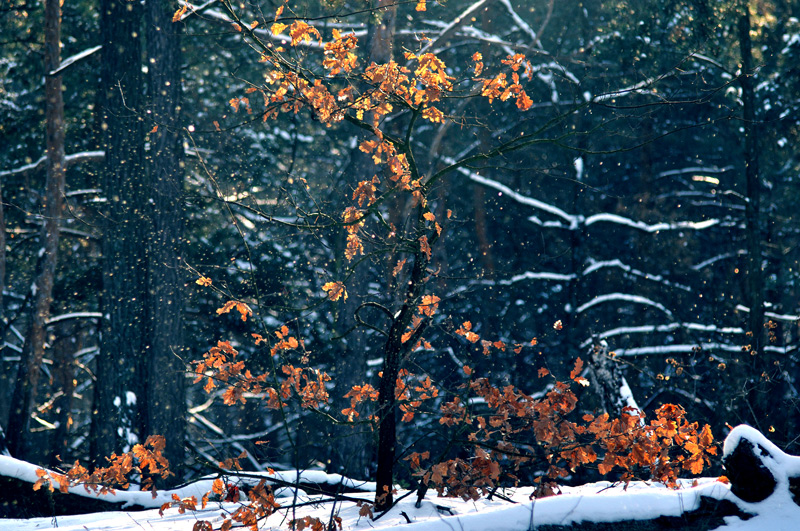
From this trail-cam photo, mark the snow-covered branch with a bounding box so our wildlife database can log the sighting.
[446,270,574,298]
[467,172,721,234]
[49,45,102,76]
[0,151,104,179]
[417,0,497,57]
[579,321,745,347]
[576,293,674,319]
[180,1,343,49]
[735,304,800,322]
[47,312,103,325]
[612,342,794,358]
[583,259,691,292]
[590,70,678,102]
[691,250,747,271]
[655,165,735,180]
[584,213,719,232]
[486,270,575,285]
[467,172,578,226]
[499,0,541,48]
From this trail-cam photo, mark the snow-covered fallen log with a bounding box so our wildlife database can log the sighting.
[0,453,374,518]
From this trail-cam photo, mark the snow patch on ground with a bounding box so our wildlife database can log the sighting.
[6,427,800,530]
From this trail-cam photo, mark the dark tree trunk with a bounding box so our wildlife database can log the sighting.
[0,180,4,324]
[0,179,5,440]
[51,323,78,466]
[375,237,428,511]
[6,0,66,458]
[144,0,186,482]
[330,0,398,479]
[737,8,787,443]
[92,0,148,460]
[739,9,763,350]
[473,182,496,278]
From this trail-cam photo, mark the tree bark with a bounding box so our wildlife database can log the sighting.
[0,179,4,324]
[5,0,66,458]
[737,8,788,442]
[330,0,398,479]
[144,0,186,482]
[0,179,5,445]
[375,245,427,511]
[92,0,148,460]
[739,9,763,348]
[50,322,78,466]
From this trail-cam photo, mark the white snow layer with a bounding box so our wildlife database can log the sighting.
[5,427,800,530]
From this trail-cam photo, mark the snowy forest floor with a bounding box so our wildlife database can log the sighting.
[3,475,799,530]
[4,425,800,530]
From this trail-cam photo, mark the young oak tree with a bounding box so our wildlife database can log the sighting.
[17,1,731,523]
[173,0,724,511]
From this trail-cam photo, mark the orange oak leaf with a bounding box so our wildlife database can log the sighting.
[419,235,432,260]
[172,4,188,23]
[322,281,347,301]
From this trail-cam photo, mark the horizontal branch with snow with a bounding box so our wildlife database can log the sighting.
[467,171,721,234]
[49,45,102,76]
[579,322,745,348]
[583,259,691,291]
[576,293,674,319]
[0,151,104,179]
[612,343,793,357]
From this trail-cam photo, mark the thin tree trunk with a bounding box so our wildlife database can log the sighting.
[144,0,186,482]
[375,243,427,511]
[330,0,397,479]
[92,0,148,461]
[473,185,496,278]
[738,8,785,442]
[51,322,77,466]
[0,180,6,446]
[6,0,66,457]
[0,180,4,324]
[739,9,763,347]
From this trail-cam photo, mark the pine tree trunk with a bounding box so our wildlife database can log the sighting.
[0,180,4,325]
[5,0,66,458]
[144,0,186,482]
[51,322,78,466]
[739,9,763,351]
[92,0,148,460]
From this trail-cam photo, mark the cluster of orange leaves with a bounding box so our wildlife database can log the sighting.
[194,326,328,410]
[399,294,440,346]
[34,435,171,497]
[216,300,253,321]
[475,53,534,110]
[456,320,538,356]
[189,477,283,531]
[322,280,347,301]
[212,11,542,303]
[289,515,342,531]
[340,369,440,424]
[407,358,717,500]
[341,206,365,261]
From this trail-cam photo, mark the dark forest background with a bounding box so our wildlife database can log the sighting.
[1,0,800,492]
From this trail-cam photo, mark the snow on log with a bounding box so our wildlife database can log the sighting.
[723,425,800,504]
